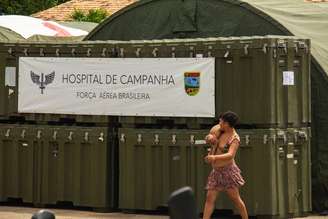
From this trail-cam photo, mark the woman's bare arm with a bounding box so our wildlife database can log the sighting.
[210,140,239,162]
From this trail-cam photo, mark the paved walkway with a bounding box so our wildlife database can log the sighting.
[0,206,327,219]
[0,207,168,219]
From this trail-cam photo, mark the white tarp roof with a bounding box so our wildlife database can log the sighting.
[0,15,88,39]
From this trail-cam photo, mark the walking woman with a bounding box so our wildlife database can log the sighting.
[203,111,248,219]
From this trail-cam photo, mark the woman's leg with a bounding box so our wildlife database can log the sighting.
[226,188,248,219]
[202,190,219,219]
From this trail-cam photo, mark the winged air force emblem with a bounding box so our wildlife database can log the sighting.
[30,71,55,94]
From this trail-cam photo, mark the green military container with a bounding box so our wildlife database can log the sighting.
[118,127,311,218]
[118,128,209,211]
[0,36,311,127]
[0,36,312,217]
[0,124,117,209]
[116,36,311,128]
[0,41,119,125]
[37,125,117,209]
[0,124,37,203]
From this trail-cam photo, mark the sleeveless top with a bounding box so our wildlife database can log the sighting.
[212,133,240,154]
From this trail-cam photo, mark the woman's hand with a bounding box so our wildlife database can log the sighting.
[204,155,216,164]
[205,134,217,145]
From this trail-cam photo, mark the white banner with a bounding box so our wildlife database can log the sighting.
[18,57,215,117]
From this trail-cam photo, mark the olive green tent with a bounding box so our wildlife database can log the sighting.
[85,0,328,212]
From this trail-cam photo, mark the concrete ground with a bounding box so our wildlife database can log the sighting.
[0,206,327,219]
[0,207,168,219]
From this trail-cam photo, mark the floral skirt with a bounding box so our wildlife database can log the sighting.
[206,163,245,191]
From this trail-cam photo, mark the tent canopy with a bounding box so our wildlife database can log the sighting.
[0,15,95,42]
[85,0,328,78]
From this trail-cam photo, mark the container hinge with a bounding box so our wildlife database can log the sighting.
[120,133,125,143]
[262,44,268,54]
[224,49,230,58]
[98,132,104,142]
[294,130,298,144]
[84,132,89,142]
[55,48,60,57]
[40,48,45,56]
[102,48,107,57]
[154,134,160,144]
[278,146,285,158]
[189,46,194,57]
[245,135,250,146]
[207,46,212,57]
[67,131,73,141]
[86,48,91,57]
[137,134,143,144]
[190,135,195,145]
[263,134,268,145]
[273,48,277,59]
[5,129,10,138]
[8,48,13,55]
[135,48,141,57]
[120,48,124,57]
[21,129,26,139]
[279,43,287,54]
[152,48,158,57]
[171,47,176,58]
[172,134,177,145]
[294,44,299,54]
[53,130,58,141]
[277,131,287,144]
[71,48,76,56]
[298,131,308,141]
[37,130,42,139]
[23,48,28,56]
[244,44,249,55]
[272,134,277,144]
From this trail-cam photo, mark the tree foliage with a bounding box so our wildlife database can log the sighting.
[0,0,70,15]
[71,8,108,23]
